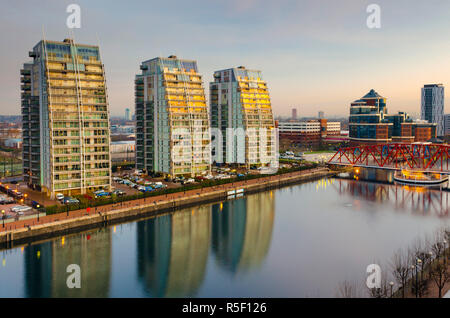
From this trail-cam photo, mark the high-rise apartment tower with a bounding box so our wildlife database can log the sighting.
[21,39,112,198]
[209,66,277,167]
[135,56,211,177]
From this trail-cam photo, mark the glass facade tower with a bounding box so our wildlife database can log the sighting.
[135,56,211,177]
[21,39,112,198]
[349,89,392,144]
[421,84,444,136]
[209,66,277,167]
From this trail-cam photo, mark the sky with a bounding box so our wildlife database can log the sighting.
[1,0,449,118]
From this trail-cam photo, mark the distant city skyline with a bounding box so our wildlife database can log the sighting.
[1,0,449,117]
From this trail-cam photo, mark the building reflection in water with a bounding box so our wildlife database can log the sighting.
[333,178,449,216]
[23,190,276,298]
[137,206,211,297]
[212,192,275,273]
[137,191,275,296]
[24,229,112,297]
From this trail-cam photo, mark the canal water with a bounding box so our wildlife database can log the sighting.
[0,176,448,297]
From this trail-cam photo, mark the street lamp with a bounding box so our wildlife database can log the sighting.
[36,204,40,222]
[444,240,448,264]
[414,259,422,298]
[1,210,5,228]
[389,281,394,298]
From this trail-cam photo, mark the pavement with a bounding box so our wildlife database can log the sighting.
[0,167,330,233]
[302,152,335,164]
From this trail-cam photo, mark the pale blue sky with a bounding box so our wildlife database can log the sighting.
[1,0,449,117]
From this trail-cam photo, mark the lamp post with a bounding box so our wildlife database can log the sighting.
[444,240,448,264]
[1,210,5,228]
[415,259,422,298]
[389,281,394,298]
[36,204,40,222]
[428,251,433,279]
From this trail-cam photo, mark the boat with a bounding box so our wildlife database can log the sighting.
[393,170,448,186]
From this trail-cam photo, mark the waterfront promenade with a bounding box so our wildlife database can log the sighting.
[0,167,334,246]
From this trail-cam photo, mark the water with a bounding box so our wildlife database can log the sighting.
[0,177,448,297]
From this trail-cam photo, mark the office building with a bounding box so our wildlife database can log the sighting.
[421,84,444,136]
[444,114,450,136]
[292,108,297,120]
[210,66,277,167]
[349,89,436,145]
[135,56,211,177]
[278,119,341,148]
[349,89,392,145]
[125,108,131,121]
[21,38,112,198]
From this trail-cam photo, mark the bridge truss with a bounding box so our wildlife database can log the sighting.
[328,143,450,174]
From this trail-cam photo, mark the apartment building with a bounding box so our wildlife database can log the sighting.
[135,56,211,177]
[21,39,112,198]
[209,66,277,167]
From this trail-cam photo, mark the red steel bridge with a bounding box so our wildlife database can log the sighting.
[328,143,450,174]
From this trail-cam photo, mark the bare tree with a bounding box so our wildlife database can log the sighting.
[391,250,411,298]
[337,280,360,298]
[431,230,446,261]
[411,273,429,298]
[430,261,449,298]
[367,270,389,298]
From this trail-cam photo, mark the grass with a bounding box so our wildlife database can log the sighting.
[303,150,335,155]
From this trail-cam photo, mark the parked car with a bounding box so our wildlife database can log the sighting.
[111,190,125,197]
[63,197,80,205]
[94,191,110,199]
[182,178,195,185]
[56,193,65,201]
[11,205,32,213]
[0,196,14,204]
[31,201,43,209]
[137,186,146,192]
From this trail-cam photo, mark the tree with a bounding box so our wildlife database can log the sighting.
[431,230,446,261]
[430,262,449,298]
[367,271,389,298]
[391,250,411,298]
[411,274,429,298]
[337,280,361,298]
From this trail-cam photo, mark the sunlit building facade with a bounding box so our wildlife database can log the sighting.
[21,39,112,198]
[135,56,211,177]
[210,66,277,167]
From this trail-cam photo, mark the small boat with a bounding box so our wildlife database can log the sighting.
[393,170,449,186]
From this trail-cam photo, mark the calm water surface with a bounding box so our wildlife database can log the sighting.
[0,177,448,297]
